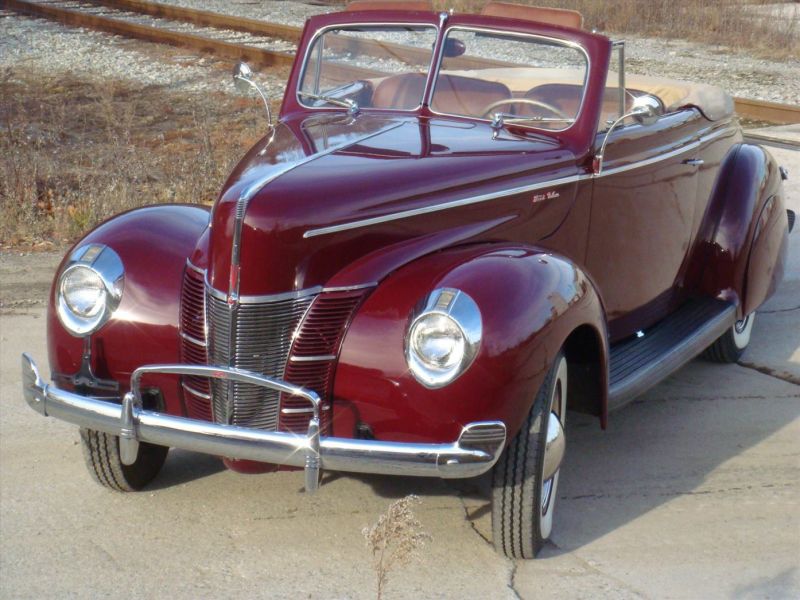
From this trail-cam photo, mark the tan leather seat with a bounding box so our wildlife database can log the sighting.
[431,74,512,117]
[371,73,428,110]
[481,2,584,29]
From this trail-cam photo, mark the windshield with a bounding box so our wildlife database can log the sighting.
[431,28,588,130]
[298,25,438,111]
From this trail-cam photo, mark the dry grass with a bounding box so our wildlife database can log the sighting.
[363,495,432,600]
[0,67,269,249]
[440,0,798,59]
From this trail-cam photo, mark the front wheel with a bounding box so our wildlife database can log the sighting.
[80,429,168,491]
[703,312,755,363]
[491,352,568,558]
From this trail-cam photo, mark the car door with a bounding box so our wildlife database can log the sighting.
[585,109,705,340]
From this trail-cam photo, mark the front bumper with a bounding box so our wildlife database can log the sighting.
[21,353,506,492]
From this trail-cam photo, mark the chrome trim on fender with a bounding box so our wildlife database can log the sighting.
[21,354,506,488]
[321,282,378,292]
[289,354,336,363]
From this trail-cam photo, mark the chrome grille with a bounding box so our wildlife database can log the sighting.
[206,292,315,430]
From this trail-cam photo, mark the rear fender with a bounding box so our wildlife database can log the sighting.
[685,144,788,316]
[332,243,608,444]
[47,205,210,415]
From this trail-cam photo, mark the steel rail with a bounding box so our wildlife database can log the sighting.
[3,0,799,125]
[2,0,296,68]
[733,97,800,125]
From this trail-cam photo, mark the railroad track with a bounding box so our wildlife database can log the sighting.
[3,0,799,128]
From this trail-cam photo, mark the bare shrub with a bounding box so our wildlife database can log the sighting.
[362,495,432,600]
[0,68,264,249]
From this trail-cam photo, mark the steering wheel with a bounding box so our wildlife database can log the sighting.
[480,98,570,120]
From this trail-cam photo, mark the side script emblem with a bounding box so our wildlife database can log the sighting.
[532,190,560,203]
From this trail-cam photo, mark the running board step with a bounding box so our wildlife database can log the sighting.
[608,298,736,411]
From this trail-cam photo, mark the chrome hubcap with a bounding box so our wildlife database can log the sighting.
[542,412,565,481]
[540,360,567,531]
[733,312,754,349]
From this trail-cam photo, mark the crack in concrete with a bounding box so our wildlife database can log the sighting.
[757,305,800,314]
[737,360,800,386]
[561,481,795,501]
[458,495,522,600]
[547,539,648,598]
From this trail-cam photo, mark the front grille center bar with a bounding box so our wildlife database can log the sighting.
[127,364,322,492]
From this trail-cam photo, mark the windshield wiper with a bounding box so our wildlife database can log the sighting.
[490,112,575,129]
[299,91,359,115]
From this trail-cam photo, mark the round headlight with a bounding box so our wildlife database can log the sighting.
[56,244,124,337]
[406,288,481,388]
[410,314,466,371]
[61,266,107,318]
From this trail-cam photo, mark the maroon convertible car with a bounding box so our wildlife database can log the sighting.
[22,2,793,558]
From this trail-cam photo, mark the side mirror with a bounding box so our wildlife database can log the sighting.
[594,94,662,174]
[233,61,255,95]
[232,62,272,126]
[629,95,661,126]
[443,38,466,58]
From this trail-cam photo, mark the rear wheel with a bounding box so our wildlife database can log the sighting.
[80,428,168,491]
[703,312,755,363]
[491,352,567,558]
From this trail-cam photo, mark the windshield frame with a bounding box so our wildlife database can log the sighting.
[295,21,442,114]
[428,25,591,134]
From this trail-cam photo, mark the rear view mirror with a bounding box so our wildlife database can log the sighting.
[443,38,466,58]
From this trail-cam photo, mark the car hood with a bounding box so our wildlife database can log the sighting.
[199,112,579,296]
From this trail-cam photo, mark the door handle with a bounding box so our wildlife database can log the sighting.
[683,158,704,166]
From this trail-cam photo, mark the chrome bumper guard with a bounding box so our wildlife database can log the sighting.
[21,353,506,492]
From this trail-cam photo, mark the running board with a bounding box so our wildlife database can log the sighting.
[608,298,736,411]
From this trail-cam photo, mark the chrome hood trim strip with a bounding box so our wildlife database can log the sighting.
[226,119,405,304]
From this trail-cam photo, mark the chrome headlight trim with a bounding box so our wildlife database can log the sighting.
[56,244,124,337]
[406,288,482,389]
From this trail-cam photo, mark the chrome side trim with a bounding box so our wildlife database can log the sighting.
[281,404,331,415]
[302,127,734,238]
[303,172,591,238]
[179,331,207,348]
[206,282,323,304]
[21,354,507,485]
[289,354,336,363]
[601,127,731,177]
[185,259,205,275]
[322,282,378,292]
[181,382,211,400]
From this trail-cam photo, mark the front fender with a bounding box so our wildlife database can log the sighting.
[686,144,788,316]
[332,244,607,444]
[47,205,210,414]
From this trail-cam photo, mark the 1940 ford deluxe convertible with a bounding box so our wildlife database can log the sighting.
[21,2,794,558]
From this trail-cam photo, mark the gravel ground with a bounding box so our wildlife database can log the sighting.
[2,2,799,103]
[0,12,287,98]
[150,0,800,104]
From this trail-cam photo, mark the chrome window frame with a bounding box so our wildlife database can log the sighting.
[296,22,441,114]
[426,25,591,134]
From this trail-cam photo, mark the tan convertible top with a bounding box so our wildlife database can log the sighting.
[442,67,734,122]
